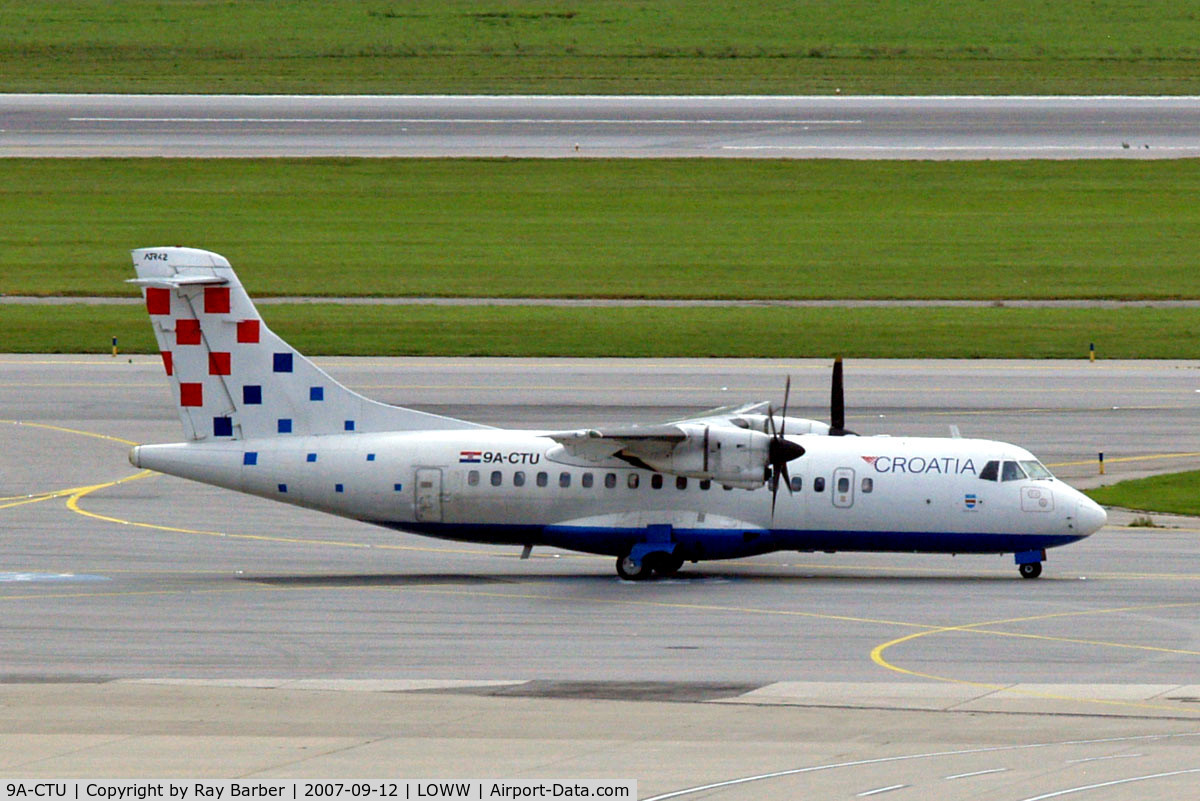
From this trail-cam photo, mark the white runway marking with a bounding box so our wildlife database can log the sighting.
[640,733,1200,801]
[1064,753,1144,764]
[856,785,907,797]
[1017,768,1200,801]
[722,145,1200,153]
[71,117,863,125]
[943,768,1009,780]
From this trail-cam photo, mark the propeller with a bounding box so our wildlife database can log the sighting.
[766,375,806,519]
[829,356,856,436]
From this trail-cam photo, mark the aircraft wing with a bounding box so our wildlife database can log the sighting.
[667,401,770,428]
[546,425,688,462]
[547,402,774,463]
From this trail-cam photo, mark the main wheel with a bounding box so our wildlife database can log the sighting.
[616,554,652,581]
[650,553,685,578]
[1019,562,1043,579]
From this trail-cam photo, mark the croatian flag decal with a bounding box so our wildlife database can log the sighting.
[459,451,483,463]
[964,493,979,509]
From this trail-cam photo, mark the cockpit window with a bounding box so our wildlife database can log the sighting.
[1020,460,1053,479]
[979,460,999,481]
[1001,461,1027,482]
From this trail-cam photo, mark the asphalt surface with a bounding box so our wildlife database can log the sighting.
[4,355,1200,790]
[4,94,1200,158]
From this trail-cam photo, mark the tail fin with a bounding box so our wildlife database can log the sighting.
[130,247,489,441]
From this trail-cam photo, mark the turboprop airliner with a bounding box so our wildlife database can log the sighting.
[128,247,1106,580]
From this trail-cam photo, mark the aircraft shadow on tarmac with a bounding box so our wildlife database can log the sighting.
[237,570,1033,587]
[241,573,513,587]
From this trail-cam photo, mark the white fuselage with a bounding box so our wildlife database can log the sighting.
[132,429,1105,563]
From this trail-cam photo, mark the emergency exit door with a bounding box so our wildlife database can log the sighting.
[832,467,855,508]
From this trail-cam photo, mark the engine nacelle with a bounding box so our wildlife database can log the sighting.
[639,424,775,489]
[737,413,831,436]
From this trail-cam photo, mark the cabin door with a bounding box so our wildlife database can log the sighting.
[415,468,443,522]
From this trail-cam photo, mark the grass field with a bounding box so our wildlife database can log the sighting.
[4,158,1200,300]
[1087,470,1200,516]
[2,1,1198,95]
[6,303,1200,358]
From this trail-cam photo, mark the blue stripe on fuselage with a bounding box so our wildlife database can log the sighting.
[369,521,1088,561]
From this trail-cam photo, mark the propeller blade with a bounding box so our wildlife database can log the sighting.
[768,375,806,523]
[780,375,791,437]
[831,357,845,433]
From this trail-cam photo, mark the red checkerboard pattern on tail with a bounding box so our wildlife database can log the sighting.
[130,247,487,441]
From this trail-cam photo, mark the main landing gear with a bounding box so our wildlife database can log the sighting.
[616,552,685,581]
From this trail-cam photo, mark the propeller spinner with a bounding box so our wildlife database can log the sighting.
[766,376,806,518]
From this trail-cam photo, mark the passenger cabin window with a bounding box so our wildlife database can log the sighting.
[814,477,826,493]
[490,470,502,487]
[513,471,526,487]
[536,471,548,487]
[676,476,687,490]
[628,474,640,489]
[651,474,663,490]
[582,472,594,489]
[559,472,571,488]
[837,476,850,493]
[979,461,999,481]
[1001,461,1027,482]
[862,478,873,493]
[605,473,617,489]
[790,476,802,492]
[468,470,480,486]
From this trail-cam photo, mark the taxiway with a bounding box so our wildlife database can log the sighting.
[3,355,1200,794]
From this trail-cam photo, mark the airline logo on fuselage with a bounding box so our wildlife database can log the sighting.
[862,456,977,475]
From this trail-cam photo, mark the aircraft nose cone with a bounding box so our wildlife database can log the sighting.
[1076,496,1107,535]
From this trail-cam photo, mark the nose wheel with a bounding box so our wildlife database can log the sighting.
[1019,561,1043,579]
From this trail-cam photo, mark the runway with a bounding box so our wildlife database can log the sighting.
[4,94,1200,158]
[4,355,1200,792]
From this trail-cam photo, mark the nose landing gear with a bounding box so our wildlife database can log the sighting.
[1015,549,1046,579]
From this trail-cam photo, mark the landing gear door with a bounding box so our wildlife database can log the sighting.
[415,467,443,522]
[833,467,855,508]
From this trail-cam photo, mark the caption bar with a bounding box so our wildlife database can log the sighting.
[2,784,635,801]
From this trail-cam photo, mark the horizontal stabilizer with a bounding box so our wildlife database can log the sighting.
[128,275,228,289]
